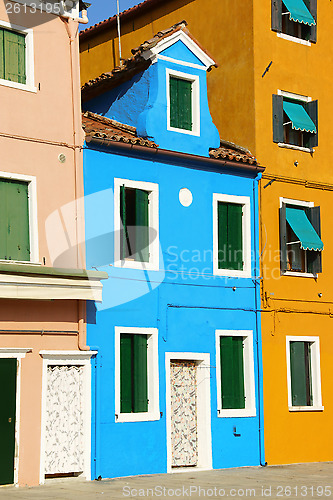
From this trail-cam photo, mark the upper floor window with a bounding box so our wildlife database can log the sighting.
[0,21,35,92]
[213,194,251,278]
[273,94,318,150]
[114,178,159,270]
[0,27,26,84]
[115,327,160,422]
[286,336,323,411]
[166,68,200,136]
[272,0,317,43]
[279,198,323,276]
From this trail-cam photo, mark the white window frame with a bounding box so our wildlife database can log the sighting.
[213,193,251,278]
[280,197,318,278]
[115,327,160,423]
[286,336,323,412]
[0,19,36,93]
[114,178,159,271]
[277,90,315,153]
[166,68,200,137]
[215,330,256,418]
[0,171,39,264]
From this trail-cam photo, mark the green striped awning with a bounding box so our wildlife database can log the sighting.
[282,0,316,26]
[286,207,323,251]
[283,101,317,133]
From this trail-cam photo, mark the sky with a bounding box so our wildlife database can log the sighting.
[82,0,141,30]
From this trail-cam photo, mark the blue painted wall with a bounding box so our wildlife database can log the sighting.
[83,40,220,157]
[84,146,264,478]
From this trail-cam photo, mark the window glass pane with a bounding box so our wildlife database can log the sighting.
[220,336,245,409]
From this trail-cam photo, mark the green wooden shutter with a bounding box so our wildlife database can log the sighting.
[218,202,228,269]
[120,333,133,413]
[305,100,318,148]
[4,30,26,84]
[227,203,243,270]
[308,0,317,42]
[273,94,284,143]
[218,202,243,270]
[170,77,192,131]
[0,179,30,261]
[120,185,127,260]
[0,29,4,80]
[170,76,179,129]
[133,334,148,413]
[220,336,245,410]
[178,79,192,131]
[290,341,312,406]
[271,0,282,32]
[134,189,149,263]
[306,206,322,274]
[279,204,287,272]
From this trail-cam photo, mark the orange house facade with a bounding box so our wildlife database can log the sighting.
[80,0,333,465]
[0,1,106,487]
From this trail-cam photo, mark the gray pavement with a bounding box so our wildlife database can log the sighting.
[0,463,332,500]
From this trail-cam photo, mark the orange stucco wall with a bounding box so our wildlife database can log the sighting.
[80,0,333,465]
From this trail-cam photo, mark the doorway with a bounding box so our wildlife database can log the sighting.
[0,358,16,485]
[166,353,212,472]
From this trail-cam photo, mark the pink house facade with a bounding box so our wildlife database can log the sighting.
[0,1,106,487]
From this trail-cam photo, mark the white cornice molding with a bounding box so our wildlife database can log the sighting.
[141,30,216,71]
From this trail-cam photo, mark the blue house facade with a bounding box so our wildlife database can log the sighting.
[82,22,265,479]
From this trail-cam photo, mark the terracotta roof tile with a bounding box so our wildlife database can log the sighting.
[209,140,258,165]
[82,111,158,148]
[81,21,191,102]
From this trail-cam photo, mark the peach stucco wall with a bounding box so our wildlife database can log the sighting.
[1,2,87,487]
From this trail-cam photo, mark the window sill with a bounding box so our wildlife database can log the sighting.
[167,125,200,137]
[213,268,252,279]
[282,271,317,278]
[289,406,324,412]
[278,143,314,153]
[115,411,160,423]
[0,78,37,93]
[277,32,311,46]
[114,259,159,271]
[218,408,256,418]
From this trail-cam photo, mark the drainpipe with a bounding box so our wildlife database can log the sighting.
[78,300,90,351]
[77,9,89,24]
[253,174,266,466]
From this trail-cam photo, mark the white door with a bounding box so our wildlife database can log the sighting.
[44,365,85,475]
[170,360,198,467]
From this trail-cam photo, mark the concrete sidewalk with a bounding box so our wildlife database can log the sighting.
[0,463,332,500]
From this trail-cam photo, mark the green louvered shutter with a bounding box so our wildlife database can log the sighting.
[178,79,192,130]
[134,189,149,262]
[170,76,179,129]
[228,203,243,270]
[0,29,4,80]
[170,77,192,131]
[120,185,127,260]
[0,179,30,261]
[218,202,228,269]
[120,333,133,413]
[220,336,245,409]
[218,202,243,270]
[4,29,26,84]
[290,341,312,406]
[133,334,148,413]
